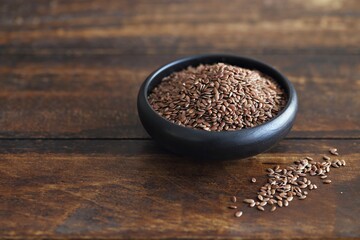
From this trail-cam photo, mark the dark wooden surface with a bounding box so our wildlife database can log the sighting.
[0,0,359,239]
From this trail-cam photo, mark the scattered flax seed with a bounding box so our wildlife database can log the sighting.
[257,206,265,211]
[232,149,346,217]
[228,205,238,209]
[231,196,237,203]
[235,211,243,218]
[329,148,339,156]
[243,199,255,204]
[251,178,257,183]
[271,206,277,212]
[331,162,340,168]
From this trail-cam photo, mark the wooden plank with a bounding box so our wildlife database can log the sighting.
[0,54,359,138]
[1,0,359,54]
[0,139,359,239]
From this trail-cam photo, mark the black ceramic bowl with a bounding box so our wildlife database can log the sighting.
[137,54,298,159]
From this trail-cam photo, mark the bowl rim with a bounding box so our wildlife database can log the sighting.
[139,53,297,137]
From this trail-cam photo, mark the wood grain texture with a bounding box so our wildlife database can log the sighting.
[0,0,359,54]
[0,54,359,138]
[0,139,359,239]
[0,0,359,239]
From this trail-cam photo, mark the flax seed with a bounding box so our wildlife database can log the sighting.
[243,199,255,204]
[257,206,265,211]
[235,211,243,217]
[329,148,339,156]
[149,63,286,131]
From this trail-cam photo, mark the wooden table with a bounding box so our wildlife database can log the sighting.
[1,0,359,239]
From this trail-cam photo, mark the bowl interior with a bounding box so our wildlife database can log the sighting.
[144,54,293,129]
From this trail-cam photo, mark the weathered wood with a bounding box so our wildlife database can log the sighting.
[0,0,359,54]
[0,139,359,239]
[0,54,359,138]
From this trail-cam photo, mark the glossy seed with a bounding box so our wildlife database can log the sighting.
[271,205,277,212]
[228,205,237,209]
[231,196,237,203]
[323,179,332,184]
[251,178,257,183]
[257,206,265,211]
[243,199,255,204]
[235,211,243,217]
[329,148,339,156]
[250,202,256,208]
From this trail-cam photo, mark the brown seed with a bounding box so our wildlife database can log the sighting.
[258,195,264,201]
[329,148,339,156]
[271,205,277,212]
[228,205,238,209]
[331,162,339,168]
[306,156,313,161]
[277,200,283,207]
[323,180,332,184]
[231,196,237,203]
[257,206,265,211]
[234,211,243,217]
[251,178,257,183]
[275,196,283,201]
[323,155,331,161]
[243,199,255,204]
[148,63,286,131]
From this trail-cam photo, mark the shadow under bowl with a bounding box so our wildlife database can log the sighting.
[137,54,298,160]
